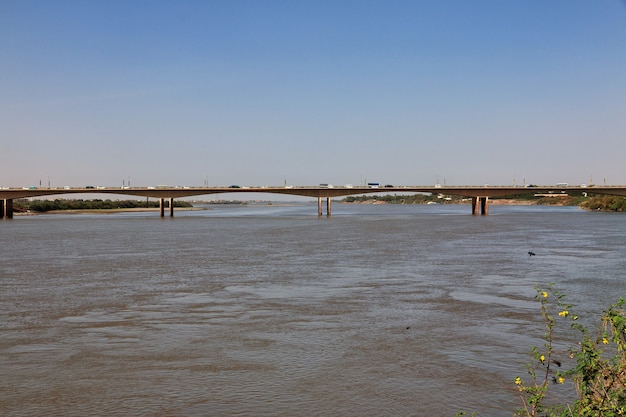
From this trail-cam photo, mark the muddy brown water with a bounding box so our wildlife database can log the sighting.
[1,204,624,416]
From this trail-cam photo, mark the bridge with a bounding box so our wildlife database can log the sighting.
[2,185,625,219]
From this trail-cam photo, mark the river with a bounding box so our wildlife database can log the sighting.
[1,203,624,416]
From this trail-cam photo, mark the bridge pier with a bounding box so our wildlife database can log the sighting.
[471,197,489,215]
[2,199,13,219]
[159,198,175,217]
[317,197,331,217]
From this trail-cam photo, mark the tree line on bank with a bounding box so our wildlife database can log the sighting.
[580,195,626,212]
[342,193,626,212]
[14,199,193,213]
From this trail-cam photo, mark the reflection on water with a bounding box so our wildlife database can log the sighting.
[1,204,624,416]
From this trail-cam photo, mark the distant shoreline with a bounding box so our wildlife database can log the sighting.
[19,207,205,216]
[13,196,621,215]
[15,200,547,215]
[342,199,537,206]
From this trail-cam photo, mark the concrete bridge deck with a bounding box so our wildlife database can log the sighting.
[2,185,625,219]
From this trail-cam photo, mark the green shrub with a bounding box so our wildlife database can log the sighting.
[513,286,625,416]
[457,286,625,416]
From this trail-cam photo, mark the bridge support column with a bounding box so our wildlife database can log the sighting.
[169,198,175,217]
[472,197,489,215]
[2,199,13,219]
[159,198,165,217]
[317,197,331,216]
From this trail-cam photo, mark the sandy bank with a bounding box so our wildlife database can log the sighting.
[343,199,537,205]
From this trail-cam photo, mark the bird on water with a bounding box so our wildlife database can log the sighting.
[528,251,536,256]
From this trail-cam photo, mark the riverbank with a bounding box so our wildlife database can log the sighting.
[338,192,604,208]
[18,207,205,215]
[343,199,536,206]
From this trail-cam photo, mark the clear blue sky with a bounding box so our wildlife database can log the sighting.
[2,0,625,189]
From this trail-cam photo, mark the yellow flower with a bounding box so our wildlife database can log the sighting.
[558,376,565,384]
[558,310,569,317]
[540,355,545,363]
[602,337,609,345]
[515,377,522,386]
[541,291,548,299]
